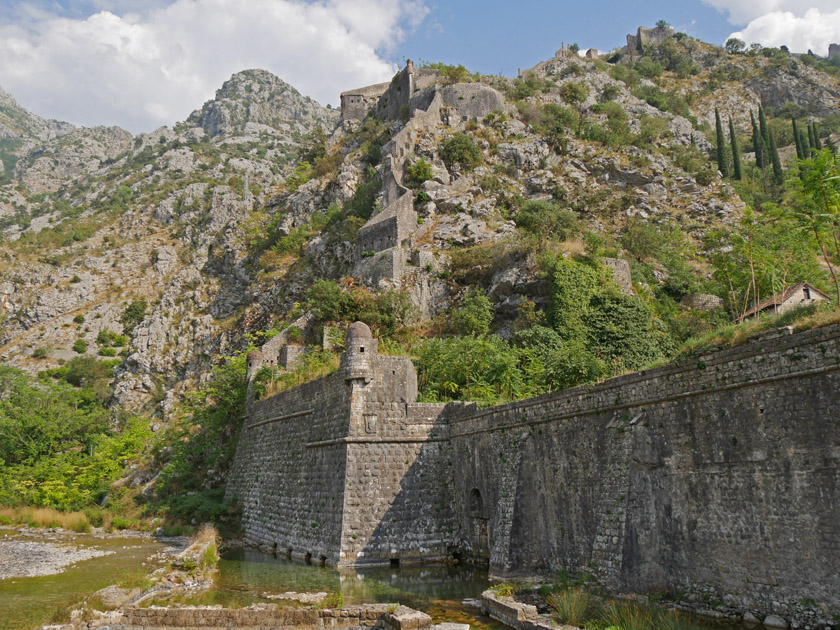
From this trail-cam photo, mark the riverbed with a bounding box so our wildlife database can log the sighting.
[0,527,178,629]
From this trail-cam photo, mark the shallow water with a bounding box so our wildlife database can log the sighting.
[185,548,508,630]
[0,527,175,630]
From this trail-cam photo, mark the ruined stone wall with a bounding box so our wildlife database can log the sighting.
[443,324,840,623]
[226,370,352,565]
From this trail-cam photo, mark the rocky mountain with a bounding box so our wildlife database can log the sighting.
[1,29,839,418]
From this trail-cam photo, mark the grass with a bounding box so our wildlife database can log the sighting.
[542,586,702,630]
[676,303,840,359]
[600,600,700,630]
[0,506,91,532]
[547,588,596,627]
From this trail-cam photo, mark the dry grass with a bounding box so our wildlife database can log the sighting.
[0,506,91,532]
[677,304,840,359]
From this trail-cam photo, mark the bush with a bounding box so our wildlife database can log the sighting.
[121,300,147,334]
[32,347,48,359]
[439,133,481,171]
[635,57,663,78]
[560,81,588,105]
[513,200,580,241]
[405,159,433,187]
[452,289,494,336]
[98,348,117,357]
[72,339,88,354]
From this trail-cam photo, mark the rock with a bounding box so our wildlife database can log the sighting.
[743,612,761,626]
[763,615,788,629]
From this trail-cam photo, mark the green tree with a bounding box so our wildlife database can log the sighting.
[758,105,770,151]
[513,200,580,241]
[799,128,811,156]
[812,122,822,150]
[792,149,840,302]
[729,117,742,180]
[793,118,804,159]
[725,38,746,54]
[769,131,784,185]
[751,112,765,170]
[715,107,729,177]
[439,133,481,171]
[452,289,494,336]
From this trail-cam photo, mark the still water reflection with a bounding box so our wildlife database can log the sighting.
[215,548,506,630]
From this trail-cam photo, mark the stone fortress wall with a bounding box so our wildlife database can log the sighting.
[228,321,840,627]
[340,63,506,317]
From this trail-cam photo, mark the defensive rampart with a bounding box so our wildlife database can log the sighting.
[227,322,840,627]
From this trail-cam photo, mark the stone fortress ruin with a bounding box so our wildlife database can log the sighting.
[228,320,840,628]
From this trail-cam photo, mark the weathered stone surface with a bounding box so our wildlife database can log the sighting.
[228,323,840,630]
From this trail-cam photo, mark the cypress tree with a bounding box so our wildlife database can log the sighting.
[715,107,729,177]
[751,112,764,169]
[807,122,816,152]
[769,131,784,185]
[799,128,811,156]
[758,105,770,149]
[812,122,822,150]
[729,117,742,179]
[793,118,804,159]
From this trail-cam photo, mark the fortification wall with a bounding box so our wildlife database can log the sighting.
[229,322,840,627]
[226,370,352,565]
[443,324,840,622]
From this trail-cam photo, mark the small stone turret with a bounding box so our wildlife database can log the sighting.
[341,321,377,382]
[246,350,264,380]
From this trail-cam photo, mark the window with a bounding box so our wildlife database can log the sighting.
[803,286,811,300]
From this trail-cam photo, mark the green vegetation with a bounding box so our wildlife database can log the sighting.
[439,133,481,171]
[405,158,433,187]
[149,354,248,532]
[0,365,149,511]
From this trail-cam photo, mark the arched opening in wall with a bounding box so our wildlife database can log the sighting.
[319,555,327,567]
[305,552,312,565]
[272,542,277,556]
[287,548,293,558]
[469,488,483,516]
[390,557,400,567]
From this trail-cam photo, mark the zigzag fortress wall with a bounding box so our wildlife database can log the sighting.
[228,323,840,625]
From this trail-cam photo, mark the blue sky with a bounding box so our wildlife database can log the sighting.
[395,1,736,77]
[0,0,836,132]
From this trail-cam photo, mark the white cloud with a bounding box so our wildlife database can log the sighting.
[0,0,428,133]
[728,8,840,55]
[702,0,840,26]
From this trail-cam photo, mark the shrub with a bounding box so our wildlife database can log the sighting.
[560,81,588,105]
[513,200,580,241]
[405,159,433,187]
[452,289,494,336]
[439,133,481,171]
[121,300,147,334]
[635,57,663,78]
[535,104,577,151]
[73,314,85,324]
[72,339,88,354]
[32,347,48,359]
[98,348,117,357]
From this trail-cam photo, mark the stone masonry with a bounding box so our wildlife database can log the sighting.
[227,322,840,628]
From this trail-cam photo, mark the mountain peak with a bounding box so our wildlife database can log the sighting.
[185,69,339,138]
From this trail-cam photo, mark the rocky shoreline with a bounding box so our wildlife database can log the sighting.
[0,526,186,580]
[0,537,114,579]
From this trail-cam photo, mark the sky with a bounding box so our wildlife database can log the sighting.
[0,0,838,134]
